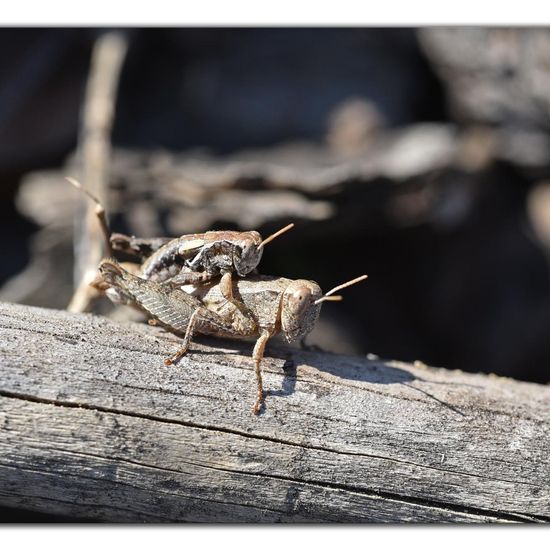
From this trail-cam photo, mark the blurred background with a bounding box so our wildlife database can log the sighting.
[2,27,550,386]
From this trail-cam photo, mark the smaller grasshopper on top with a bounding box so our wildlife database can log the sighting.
[66,177,294,291]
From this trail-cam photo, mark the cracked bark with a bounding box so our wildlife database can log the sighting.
[0,301,549,523]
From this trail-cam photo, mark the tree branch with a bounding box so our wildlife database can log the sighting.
[0,301,549,523]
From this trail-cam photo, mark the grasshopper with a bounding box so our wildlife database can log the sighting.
[66,177,294,289]
[97,259,368,414]
[111,224,294,287]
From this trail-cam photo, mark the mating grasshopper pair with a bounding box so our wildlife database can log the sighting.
[68,178,367,414]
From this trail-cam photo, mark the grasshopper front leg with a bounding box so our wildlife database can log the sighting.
[252,328,273,415]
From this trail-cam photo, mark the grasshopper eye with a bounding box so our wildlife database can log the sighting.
[288,287,311,311]
[241,241,254,255]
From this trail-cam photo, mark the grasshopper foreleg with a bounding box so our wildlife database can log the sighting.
[219,271,234,300]
[251,329,272,415]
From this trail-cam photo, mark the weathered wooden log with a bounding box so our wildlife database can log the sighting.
[0,301,548,523]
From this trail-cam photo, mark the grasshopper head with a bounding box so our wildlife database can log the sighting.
[281,280,323,343]
[235,223,294,276]
[234,231,263,276]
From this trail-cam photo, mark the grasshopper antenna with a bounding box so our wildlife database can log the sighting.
[315,274,368,305]
[66,176,113,256]
[258,223,295,249]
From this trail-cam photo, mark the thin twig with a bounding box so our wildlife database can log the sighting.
[68,31,128,313]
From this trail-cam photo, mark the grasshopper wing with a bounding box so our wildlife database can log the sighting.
[98,259,238,335]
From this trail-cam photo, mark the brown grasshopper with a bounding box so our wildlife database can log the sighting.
[97,259,368,414]
[66,177,294,289]
[112,224,294,286]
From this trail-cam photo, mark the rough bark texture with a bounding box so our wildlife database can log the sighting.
[0,301,549,523]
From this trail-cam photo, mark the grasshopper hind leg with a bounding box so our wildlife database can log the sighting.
[111,233,172,259]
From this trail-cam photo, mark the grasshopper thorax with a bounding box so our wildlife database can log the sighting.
[280,280,323,343]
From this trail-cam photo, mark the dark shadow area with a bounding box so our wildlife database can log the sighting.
[0,505,97,523]
[296,352,416,384]
[266,355,298,399]
[194,335,415,385]
[188,335,416,407]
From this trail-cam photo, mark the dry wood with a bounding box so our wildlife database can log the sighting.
[0,301,549,523]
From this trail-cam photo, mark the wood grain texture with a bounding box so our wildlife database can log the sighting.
[0,301,549,523]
